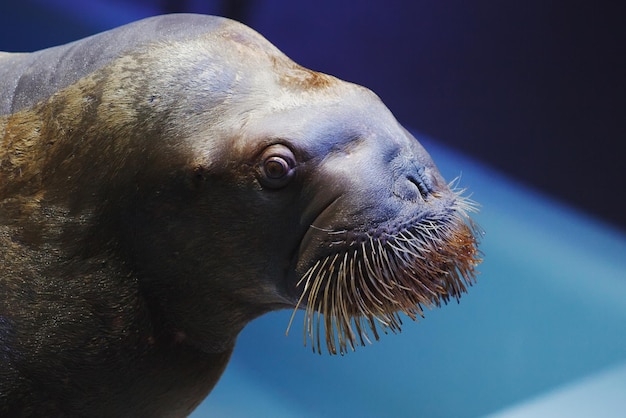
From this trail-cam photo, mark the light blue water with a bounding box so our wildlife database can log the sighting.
[194,134,626,417]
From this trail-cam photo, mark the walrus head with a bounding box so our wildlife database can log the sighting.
[206,29,482,355]
[1,12,480,374]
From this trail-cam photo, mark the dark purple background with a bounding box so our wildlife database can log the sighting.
[2,0,624,231]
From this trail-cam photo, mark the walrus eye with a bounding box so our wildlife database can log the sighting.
[265,157,290,179]
[259,144,296,189]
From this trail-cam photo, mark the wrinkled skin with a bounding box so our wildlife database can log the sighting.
[0,14,479,417]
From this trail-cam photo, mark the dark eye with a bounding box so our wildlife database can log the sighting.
[264,156,290,179]
[258,144,296,189]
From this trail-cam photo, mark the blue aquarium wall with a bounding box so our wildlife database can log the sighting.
[2,2,625,416]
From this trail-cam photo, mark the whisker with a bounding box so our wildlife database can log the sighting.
[290,191,482,355]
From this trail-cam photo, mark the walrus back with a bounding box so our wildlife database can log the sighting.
[0,14,228,116]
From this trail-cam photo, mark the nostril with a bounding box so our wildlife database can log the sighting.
[407,174,430,200]
[392,160,434,202]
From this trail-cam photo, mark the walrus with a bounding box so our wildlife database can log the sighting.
[0,14,481,417]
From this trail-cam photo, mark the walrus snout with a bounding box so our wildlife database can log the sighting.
[287,121,481,354]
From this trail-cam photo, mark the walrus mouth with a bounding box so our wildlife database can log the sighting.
[287,186,482,355]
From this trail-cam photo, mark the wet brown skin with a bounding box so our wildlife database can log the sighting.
[0,14,481,417]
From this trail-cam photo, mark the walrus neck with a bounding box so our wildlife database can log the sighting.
[138,286,247,354]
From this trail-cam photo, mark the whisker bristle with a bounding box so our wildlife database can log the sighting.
[288,192,482,355]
